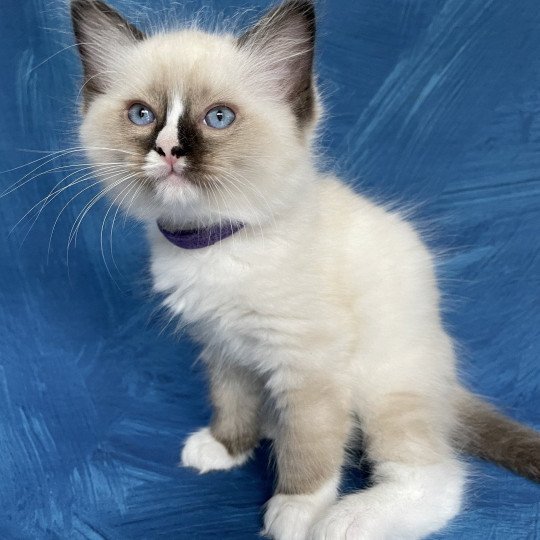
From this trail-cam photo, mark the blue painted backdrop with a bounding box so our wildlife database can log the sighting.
[0,0,539,538]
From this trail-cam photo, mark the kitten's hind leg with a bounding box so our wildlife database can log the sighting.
[181,361,263,473]
[310,391,466,539]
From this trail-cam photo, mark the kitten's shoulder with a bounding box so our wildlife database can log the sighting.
[315,174,398,226]
[315,174,431,262]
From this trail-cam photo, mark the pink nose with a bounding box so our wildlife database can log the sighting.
[153,143,185,165]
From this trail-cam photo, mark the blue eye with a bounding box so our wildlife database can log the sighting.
[204,106,236,129]
[128,103,156,126]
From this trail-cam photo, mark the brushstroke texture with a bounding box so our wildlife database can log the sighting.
[0,0,538,538]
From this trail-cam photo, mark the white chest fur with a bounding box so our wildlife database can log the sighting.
[147,197,354,379]
[149,225,309,371]
[146,178,441,385]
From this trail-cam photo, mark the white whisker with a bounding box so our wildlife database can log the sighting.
[11,164,122,239]
[100,180,138,286]
[47,169,134,261]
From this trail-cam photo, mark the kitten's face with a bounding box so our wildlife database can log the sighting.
[73,0,318,229]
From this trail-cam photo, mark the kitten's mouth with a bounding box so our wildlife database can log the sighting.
[165,171,184,181]
[142,160,191,186]
[159,170,190,186]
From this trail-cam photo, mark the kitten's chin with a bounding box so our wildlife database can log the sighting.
[152,174,202,213]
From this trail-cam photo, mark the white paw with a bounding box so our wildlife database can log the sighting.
[309,496,385,540]
[310,462,465,540]
[263,478,339,540]
[180,427,250,473]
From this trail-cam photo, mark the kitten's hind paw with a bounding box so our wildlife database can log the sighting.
[309,462,465,540]
[180,427,251,473]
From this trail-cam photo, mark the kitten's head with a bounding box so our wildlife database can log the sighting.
[71,0,320,229]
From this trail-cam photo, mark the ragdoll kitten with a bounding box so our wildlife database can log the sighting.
[70,0,540,538]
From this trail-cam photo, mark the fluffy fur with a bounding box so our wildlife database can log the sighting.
[71,1,540,538]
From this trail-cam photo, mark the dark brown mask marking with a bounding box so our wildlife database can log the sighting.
[177,106,209,178]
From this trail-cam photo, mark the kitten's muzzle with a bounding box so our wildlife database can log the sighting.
[154,144,187,165]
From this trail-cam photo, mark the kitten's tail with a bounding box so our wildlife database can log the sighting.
[456,389,540,482]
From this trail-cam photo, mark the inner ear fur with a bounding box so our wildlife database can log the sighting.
[238,0,317,126]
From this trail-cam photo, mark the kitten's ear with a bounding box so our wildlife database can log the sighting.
[238,0,317,126]
[71,0,145,103]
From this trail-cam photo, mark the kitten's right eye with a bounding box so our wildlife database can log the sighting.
[128,103,156,126]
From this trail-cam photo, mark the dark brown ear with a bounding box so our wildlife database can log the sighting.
[238,0,317,126]
[71,0,145,103]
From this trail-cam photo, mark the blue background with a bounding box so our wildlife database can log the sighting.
[0,0,539,538]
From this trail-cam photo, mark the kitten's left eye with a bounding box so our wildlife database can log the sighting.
[204,106,236,129]
[128,103,156,126]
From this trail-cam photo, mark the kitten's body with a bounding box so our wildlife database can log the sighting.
[70,1,540,538]
[153,176,463,538]
[151,176,454,431]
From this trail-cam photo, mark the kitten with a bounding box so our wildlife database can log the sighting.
[70,0,540,538]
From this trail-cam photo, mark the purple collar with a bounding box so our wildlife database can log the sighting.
[157,220,245,250]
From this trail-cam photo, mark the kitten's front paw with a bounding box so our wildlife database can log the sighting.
[263,495,321,540]
[180,427,250,473]
[263,479,338,540]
